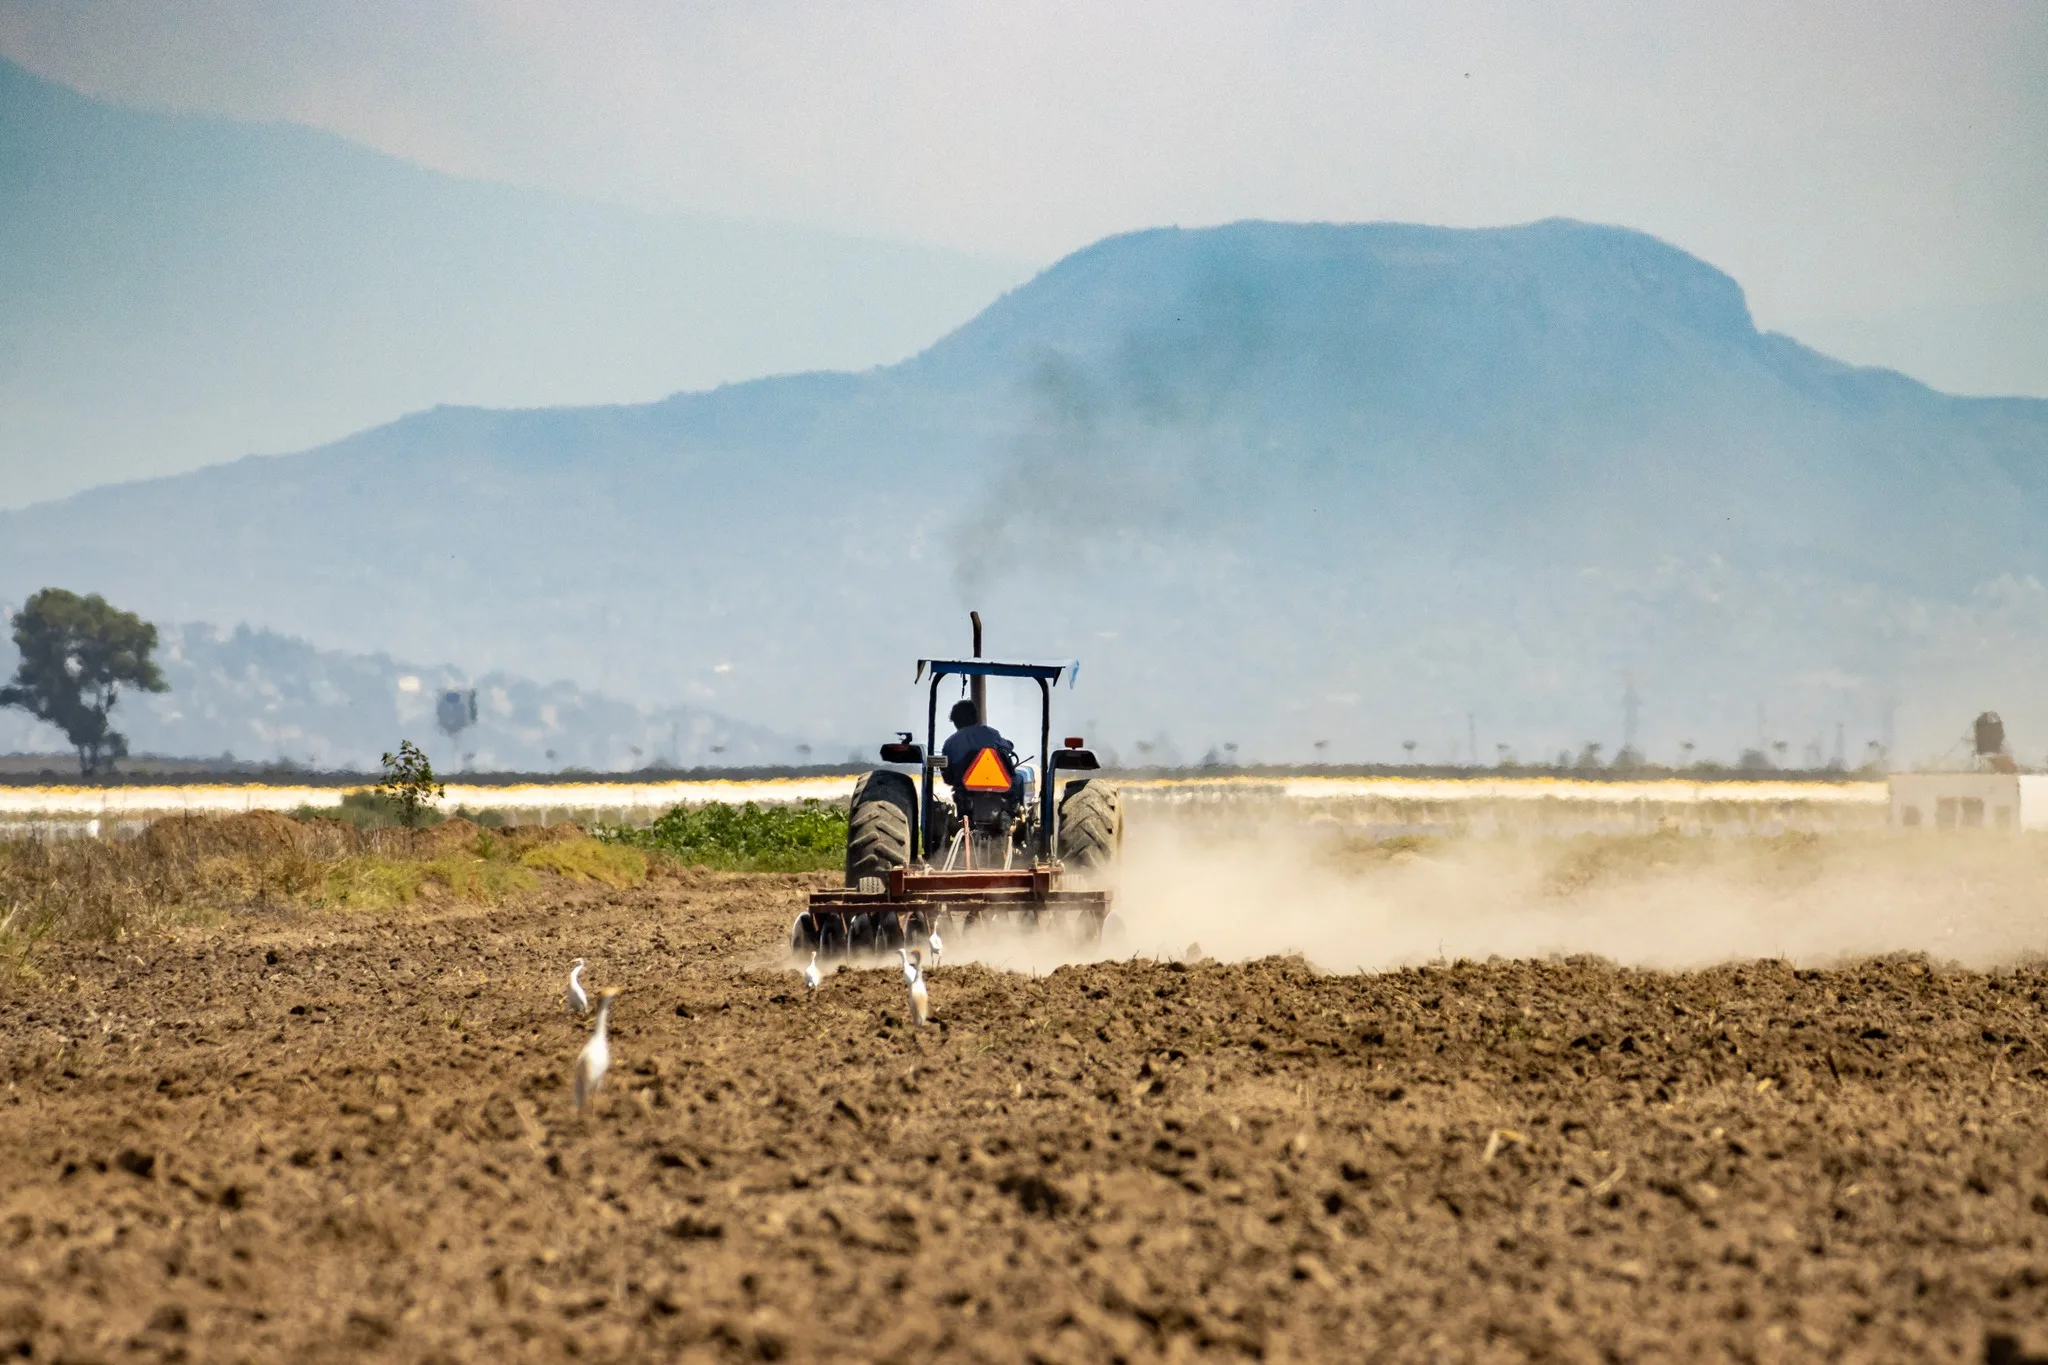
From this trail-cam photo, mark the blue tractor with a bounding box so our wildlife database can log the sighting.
[792,621,1123,960]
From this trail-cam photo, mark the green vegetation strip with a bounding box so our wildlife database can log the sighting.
[600,799,845,872]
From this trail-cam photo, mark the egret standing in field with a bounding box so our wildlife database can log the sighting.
[573,988,620,1110]
[927,926,944,969]
[803,951,822,993]
[566,958,590,1016]
[897,947,919,989]
[909,960,930,1027]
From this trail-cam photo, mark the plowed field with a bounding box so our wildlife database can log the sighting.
[5,862,2048,1363]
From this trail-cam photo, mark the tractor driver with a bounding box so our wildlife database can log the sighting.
[941,699,1019,807]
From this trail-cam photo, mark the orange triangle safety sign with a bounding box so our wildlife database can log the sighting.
[962,747,1011,791]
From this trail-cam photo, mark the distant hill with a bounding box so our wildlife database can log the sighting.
[4,219,2046,765]
[0,58,1029,506]
[0,624,809,772]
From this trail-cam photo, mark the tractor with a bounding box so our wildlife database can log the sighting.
[791,619,1123,961]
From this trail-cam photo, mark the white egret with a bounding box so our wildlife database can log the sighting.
[927,926,944,969]
[897,947,919,989]
[566,958,590,1016]
[573,988,620,1110]
[909,963,930,1027]
[803,951,822,993]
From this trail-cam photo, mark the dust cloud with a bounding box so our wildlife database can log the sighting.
[1106,820,2048,972]
[942,816,2048,975]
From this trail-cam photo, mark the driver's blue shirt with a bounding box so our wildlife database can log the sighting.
[940,724,1016,795]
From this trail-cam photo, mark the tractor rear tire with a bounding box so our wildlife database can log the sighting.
[1057,779,1123,872]
[846,770,916,889]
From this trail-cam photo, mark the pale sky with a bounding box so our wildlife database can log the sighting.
[4,0,2047,390]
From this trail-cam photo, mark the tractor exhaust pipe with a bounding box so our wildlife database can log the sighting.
[969,610,986,723]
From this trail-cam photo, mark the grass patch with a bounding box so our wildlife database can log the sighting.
[520,837,647,889]
[0,913,50,983]
[317,856,428,910]
[317,854,537,910]
[424,855,539,903]
[601,799,845,872]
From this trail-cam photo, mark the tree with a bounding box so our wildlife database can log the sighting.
[376,741,445,828]
[0,589,167,775]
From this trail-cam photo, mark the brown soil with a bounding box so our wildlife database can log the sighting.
[4,868,2048,1363]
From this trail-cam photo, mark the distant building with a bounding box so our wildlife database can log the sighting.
[1888,773,2048,830]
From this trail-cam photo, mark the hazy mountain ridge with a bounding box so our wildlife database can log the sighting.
[3,219,2045,763]
[0,57,1029,507]
[0,623,809,772]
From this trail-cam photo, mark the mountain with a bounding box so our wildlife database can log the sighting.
[0,57,1030,507]
[0,623,810,772]
[4,219,2046,765]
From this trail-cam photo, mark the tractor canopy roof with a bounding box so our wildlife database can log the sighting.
[915,658,1076,685]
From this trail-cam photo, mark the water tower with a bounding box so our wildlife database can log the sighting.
[437,687,477,767]
[1975,711,2016,773]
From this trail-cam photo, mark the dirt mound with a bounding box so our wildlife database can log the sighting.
[411,815,482,855]
[492,821,587,854]
[353,816,494,859]
[5,870,2048,1361]
[140,810,356,858]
